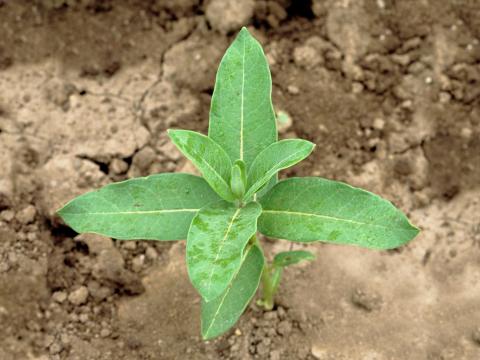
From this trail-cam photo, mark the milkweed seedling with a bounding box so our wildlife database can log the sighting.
[58,28,419,340]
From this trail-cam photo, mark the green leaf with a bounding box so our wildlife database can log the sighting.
[57,173,221,240]
[258,177,420,249]
[168,129,236,202]
[201,244,264,340]
[245,139,315,199]
[273,250,315,268]
[230,160,247,199]
[187,201,262,302]
[208,27,277,169]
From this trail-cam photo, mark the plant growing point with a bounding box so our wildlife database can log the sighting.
[58,27,419,340]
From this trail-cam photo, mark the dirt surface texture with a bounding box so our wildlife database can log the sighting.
[1,1,480,359]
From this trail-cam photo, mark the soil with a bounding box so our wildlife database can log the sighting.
[1,1,480,359]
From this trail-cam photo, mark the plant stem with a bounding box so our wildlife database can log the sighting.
[252,233,278,311]
[260,264,275,310]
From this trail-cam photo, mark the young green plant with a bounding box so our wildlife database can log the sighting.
[58,28,419,340]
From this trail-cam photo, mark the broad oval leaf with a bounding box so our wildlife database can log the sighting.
[259,177,419,249]
[168,129,236,202]
[208,27,277,169]
[187,201,262,302]
[245,139,315,199]
[58,173,221,240]
[273,250,315,268]
[201,244,264,340]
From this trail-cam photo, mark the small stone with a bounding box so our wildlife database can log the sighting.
[109,158,129,175]
[439,92,451,103]
[100,328,111,338]
[234,328,242,336]
[157,139,182,161]
[352,82,364,94]
[425,76,433,84]
[293,45,321,69]
[79,313,89,323]
[277,320,292,336]
[287,85,300,95]
[0,210,15,222]
[52,291,67,303]
[372,118,385,130]
[0,262,9,273]
[256,341,270,356]
[131,255,145,273]
[60,334,70,345]
[206,0,254,34]
[277,306,286,320]
[311,345,328,359]
[270,350,282,360]
[460,127,472,140]
[123,241,137,250]
[68,286,89,305]
[49,342,63,355]
[16,205,36,224]
[351,288,382,311]
[130,147,156,175]
[145,246,158,261]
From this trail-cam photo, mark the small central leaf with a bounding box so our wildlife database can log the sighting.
[187,200,262,302]
[245,139,315,198]
[168,129,236,202]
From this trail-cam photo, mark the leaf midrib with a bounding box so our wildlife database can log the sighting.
[203,244,253,338]
[246,146,312,198]
[205,207,242,296]
[262,209,410,230]
[239,37,246,161]
[61,209,199,215]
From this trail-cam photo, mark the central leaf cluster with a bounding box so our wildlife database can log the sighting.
[167,128,314,303]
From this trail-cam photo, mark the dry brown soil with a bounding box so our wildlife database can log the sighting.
[1,1,480,359]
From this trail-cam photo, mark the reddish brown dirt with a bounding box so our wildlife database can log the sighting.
[1,1,480,359]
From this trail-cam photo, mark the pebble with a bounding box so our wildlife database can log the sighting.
[287,85,300,95]
[100,328,111,338]
[49,342,63,355]
[439,91,451,103]
[132,255,145,273]
[351,288,382,311]
[123,241,137,250]
[52,291,67,303]
[205,0,254,34]
[351,82,364,94]
[145,246,158,261]
[372,118,385,130]
[68,286,89,305]
[0,262,9,273]
[311,345,328,359]
[277,320,292,336]
[109,158,129,175]
[460,127,472,140]
[0,210,15,222]
[293,45,321,69]
[15,205,36,224]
